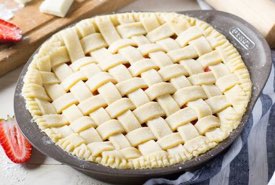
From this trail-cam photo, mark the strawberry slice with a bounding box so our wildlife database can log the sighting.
[0,116,32,163]
[204,66,211,72]
[0,19,22,43]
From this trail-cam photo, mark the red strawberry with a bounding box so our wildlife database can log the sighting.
[0,19,22,43]
[0,116,32,163]
[204,66,211,72]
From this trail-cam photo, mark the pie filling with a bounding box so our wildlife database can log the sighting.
[22,12,252,169]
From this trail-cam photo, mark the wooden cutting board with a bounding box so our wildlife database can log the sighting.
[0,0,134,77]
[206,0,275,48]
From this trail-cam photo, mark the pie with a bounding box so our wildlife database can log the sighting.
[22,12,252,169]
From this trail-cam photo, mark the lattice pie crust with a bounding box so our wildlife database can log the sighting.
[22,12,252,169]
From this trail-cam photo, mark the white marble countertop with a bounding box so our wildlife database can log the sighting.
[0,1,199,185]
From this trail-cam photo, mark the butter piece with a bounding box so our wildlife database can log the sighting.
[15,0,32,5]
[39,0,74,17]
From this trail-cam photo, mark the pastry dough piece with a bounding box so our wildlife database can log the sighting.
[106,98,135,118]
[92,48,125,71]
[133,102,165,123]
[126,127,155,146]
[205,95,231,114]
[70,81,92,102]
[50,47,70,67]
[61,29,85,62]
[78,95,107,115]
[202,85,222,98]
[198,50,222,68]
[40,71,59,85]
[187,99,212,119]
[86,72,117,92]
[178,123,200,142]
[117,110,141,132]
[23,84,50,101]
[157,38,180,52]
[184,136,214,156]
[52,64,73,81]
[157,133,183,150]
[224,85,247,112]
[70,57,96,71]
[195,115,220,134]
[145,82,176,100]
[98,82,122,104]
[109,64,132,82]
[88,142,114,157]
[57,133,85,152]
[216,74,239,92]
[189,36,212,56]
[173,86,207,107]
[147,23,174,42]
[117,22,147,39]
[205,128,227,143]
[80,63,101,79]
[120,147,141,159]
[89,108,111,126]
[147,117,172,139]
[116,78,147,96]
[138,43,164,56]
[96,120,124,140]
[138,140,163,155]
[79,128,102,143]
[35,98,56,114]
[166,107,198,130]
[180,59,204,75]
[188,71,216,85]
[157,94,180,116]
[62,104,83,123]
[170,76,191,90]
[149,51,173,67]
[95,16,121,45]
[72,144,91,160]
[70,116,96,133]
[109,134,131,150]
[158,64,188,81]
[40,114,68,128]
[119,46,143,64]
[52,93,78,113]
[81,33,107,54]
[128,89,150,107]
[139,14,160,32]
[75,19,95,38]
[176,26,203,47]
[40,0,73,17]
[209,63,231,79]
[168,46,198,62]
[44,84,66,100]
[141,69,163,86]
[129,59,159,77]
[108,39,137,54]
[61,71,87,91]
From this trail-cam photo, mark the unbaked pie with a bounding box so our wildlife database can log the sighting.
[22,12,252,169]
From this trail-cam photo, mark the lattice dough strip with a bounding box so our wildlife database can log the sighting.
[81,33,108,54]
[195,115,220,134]
[126,127,156,147]
[89,107,111,126]
[61,29,85,62]
[95,16,121,45]
[62,104,83,123]
[147,117,172,139]
[117,22,147,39]
[166,107,198,130]
[70,116,96,133]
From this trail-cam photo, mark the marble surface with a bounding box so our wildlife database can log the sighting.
[0,0,199,185]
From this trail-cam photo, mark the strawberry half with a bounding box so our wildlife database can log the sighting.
[0,116,32,163]
[0,19,22,43]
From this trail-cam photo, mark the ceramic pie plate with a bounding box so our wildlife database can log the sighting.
[14,10,271,184]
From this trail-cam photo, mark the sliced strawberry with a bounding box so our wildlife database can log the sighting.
[0,116,32,163]
[204,66,211,72]
[0,19,22,43]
